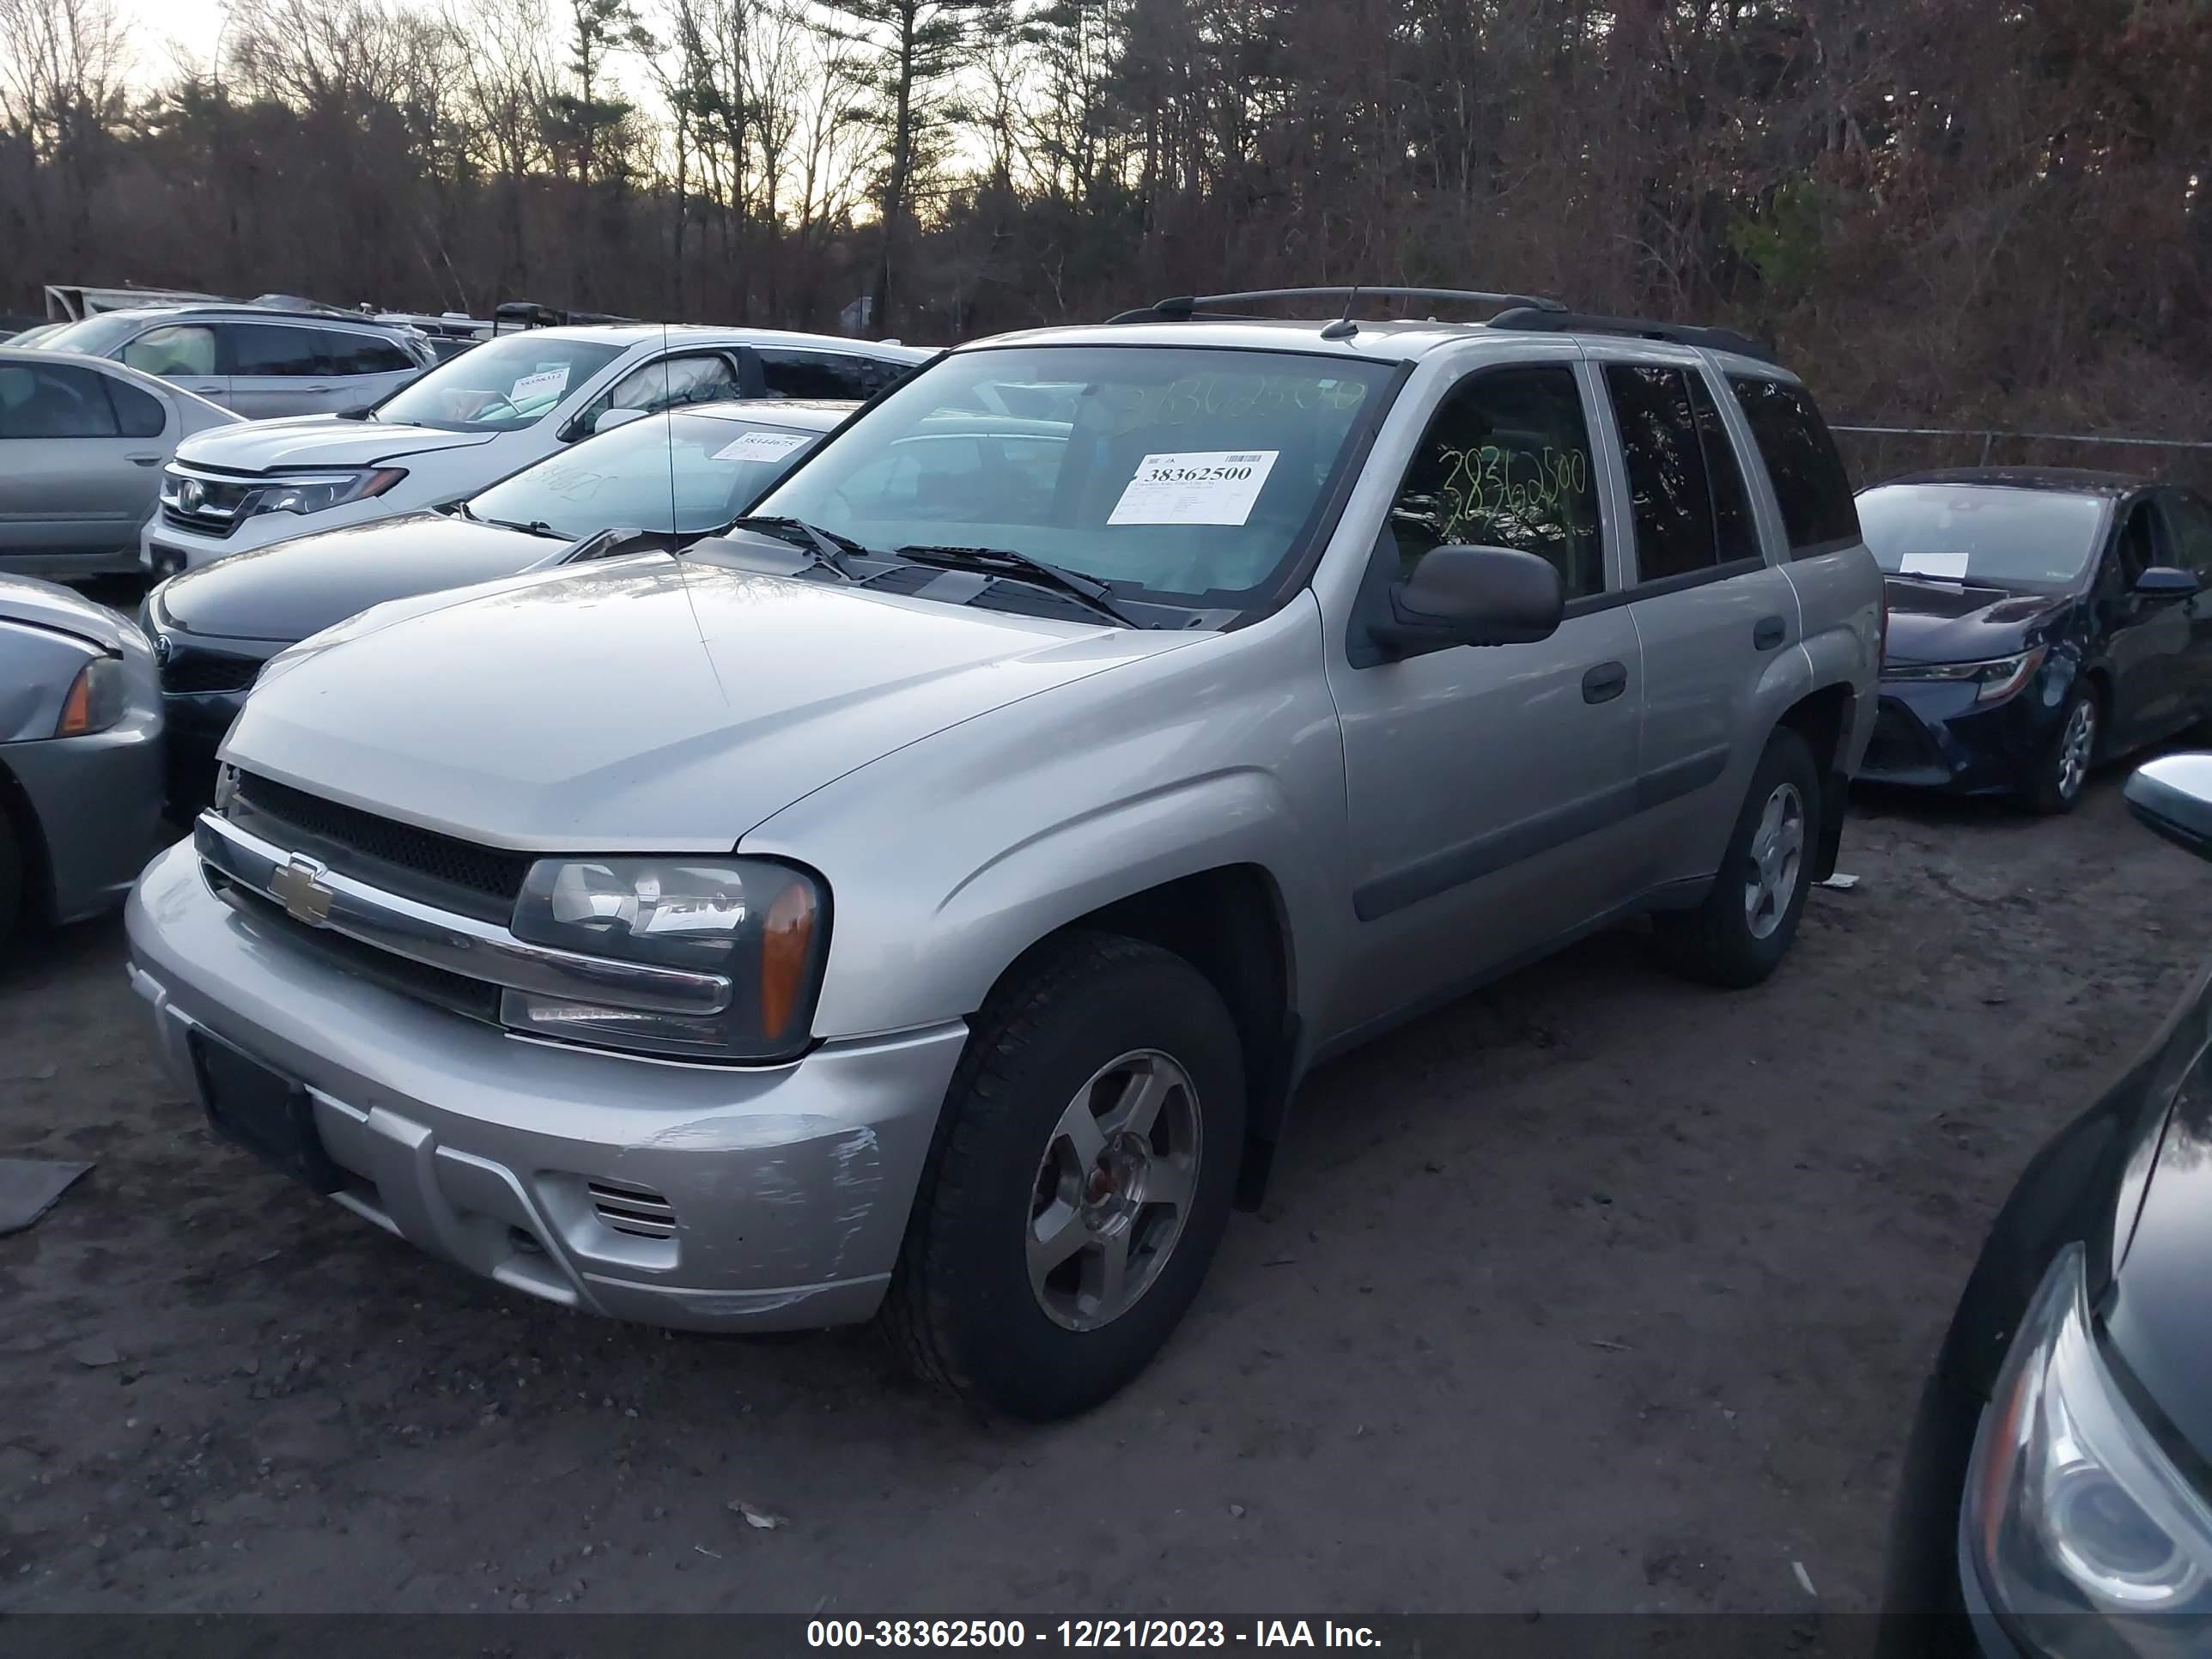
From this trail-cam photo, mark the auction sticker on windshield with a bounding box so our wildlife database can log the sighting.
[714,430,811,463]
[511,367,570,403]
[1109,451,1279,526]
[1899,550,1970,579]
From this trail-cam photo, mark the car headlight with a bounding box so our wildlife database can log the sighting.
[1884,645,2047,702]
[246,467,407,519]
[1965,1243,2212,1651]
[504,857,828,1060]
[55,656,125,736]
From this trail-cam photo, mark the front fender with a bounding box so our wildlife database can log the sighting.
[743,597,1348,1040]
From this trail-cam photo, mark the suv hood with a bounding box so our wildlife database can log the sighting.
[158,512,560,642]
[224,557,1196,848]
[1881,576,2072,666]
[175,414,500,472]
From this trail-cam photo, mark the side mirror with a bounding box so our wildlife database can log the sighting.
[592,405,650,436]
[1370,544,1565,657]
[2124,755,2212,860]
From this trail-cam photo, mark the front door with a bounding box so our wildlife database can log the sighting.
[1589,352,1805,886]
[118,323,228,409]
[0,358,167,566]
[2096,496,2191,748]
[1325,356,1647,1038]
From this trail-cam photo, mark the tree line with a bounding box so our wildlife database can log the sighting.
[1,0,2207,473]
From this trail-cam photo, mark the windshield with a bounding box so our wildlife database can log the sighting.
[466,410,823,540]
[753,345,1395,601]
[37,313,149,357]
[373,333,624,431]
[1858,484,2108,588]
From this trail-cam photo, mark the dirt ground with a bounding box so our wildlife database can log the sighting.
[5,769,2212,1619]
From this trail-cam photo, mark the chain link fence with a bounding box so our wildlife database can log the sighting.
[1834,424,2212,495]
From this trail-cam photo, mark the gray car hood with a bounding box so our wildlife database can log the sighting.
[224,556,1197,850]
[0,573,137,653]
[175,414,500,471]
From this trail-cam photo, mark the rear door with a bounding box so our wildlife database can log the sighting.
[0,358,166,565]
[317,327,422,413]
[222,321,337,417]
[117,322,228,407]
[1588,349,1804,888]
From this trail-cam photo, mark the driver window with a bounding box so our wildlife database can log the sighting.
[2107,501,2157,594]
[1382,363,1603,599]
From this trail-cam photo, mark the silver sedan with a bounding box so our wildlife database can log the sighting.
[0,574,165,953]
[0,348,241,580]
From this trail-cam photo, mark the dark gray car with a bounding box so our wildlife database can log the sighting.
[0,575,164,954]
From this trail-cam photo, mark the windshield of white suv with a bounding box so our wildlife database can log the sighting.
[1858,484,2107,589]
[372,333,624,431]
[753,345,1395,601]
[465,410,824,540]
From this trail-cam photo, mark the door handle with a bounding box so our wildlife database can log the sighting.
[1583,661,1629,704]
[301,385,333,393]
[126,453,161,465]
[1753,616,1787,650]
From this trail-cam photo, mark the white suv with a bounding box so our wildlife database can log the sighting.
[35,304,435,420]
[143,326,932,574]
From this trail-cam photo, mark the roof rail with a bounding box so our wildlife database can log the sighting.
[1488,307,1778,364]
[1109,286,1569,326]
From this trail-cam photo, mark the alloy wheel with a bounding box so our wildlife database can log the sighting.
[1742,781,1807,942]
[1027,1049,1202,1332]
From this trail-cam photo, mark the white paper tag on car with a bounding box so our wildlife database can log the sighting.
[1899,550,1969,579]
[714,429,811,463]
[511,367,570,403]
[1108,451,1279,526]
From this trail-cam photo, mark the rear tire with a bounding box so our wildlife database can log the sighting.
[1653,728,1820,989]
[882,931,1245,1420]
[2024,687,2098,816]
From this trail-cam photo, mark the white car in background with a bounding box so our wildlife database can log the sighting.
[143,327,933,574]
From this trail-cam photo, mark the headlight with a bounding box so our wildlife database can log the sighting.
[246,467,407,519]
[1884,645,2047,703]
[55,656,125,736]
[505,857,827,1060]
[1965,1243,2212,1651]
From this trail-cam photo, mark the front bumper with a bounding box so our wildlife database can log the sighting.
[2,711,167,927]
[125,839,966,1330]
[141,497,402,574]
[1858,672,2072,795]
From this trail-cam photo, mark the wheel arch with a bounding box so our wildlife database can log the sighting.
[0,756,54,930]
[1774,681,1857,882]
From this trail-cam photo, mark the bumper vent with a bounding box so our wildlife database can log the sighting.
[588,1181,677,1240]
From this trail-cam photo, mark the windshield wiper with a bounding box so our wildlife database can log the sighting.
[477,515,568,540]
[724,515,866,579]
[893,544,1144,628]
[1887,568,1973,586]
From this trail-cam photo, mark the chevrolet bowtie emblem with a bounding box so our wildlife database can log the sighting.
[270,857,335,926]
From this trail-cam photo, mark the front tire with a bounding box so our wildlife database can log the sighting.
[883,932,1246,1419]
[2024,687,2098,816]
[1653,727,1820,989]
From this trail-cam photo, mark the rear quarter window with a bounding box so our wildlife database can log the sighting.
[1728,375,1860,554]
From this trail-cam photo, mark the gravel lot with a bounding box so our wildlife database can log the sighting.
[5,767,2211,1618]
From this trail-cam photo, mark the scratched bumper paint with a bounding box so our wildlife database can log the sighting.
[124,840,967,1333]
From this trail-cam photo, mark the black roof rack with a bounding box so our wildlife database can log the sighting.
[1108,286,1569,327]
[1488,307,1778,364]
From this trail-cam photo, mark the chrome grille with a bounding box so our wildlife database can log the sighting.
[588,1181,677,1239]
